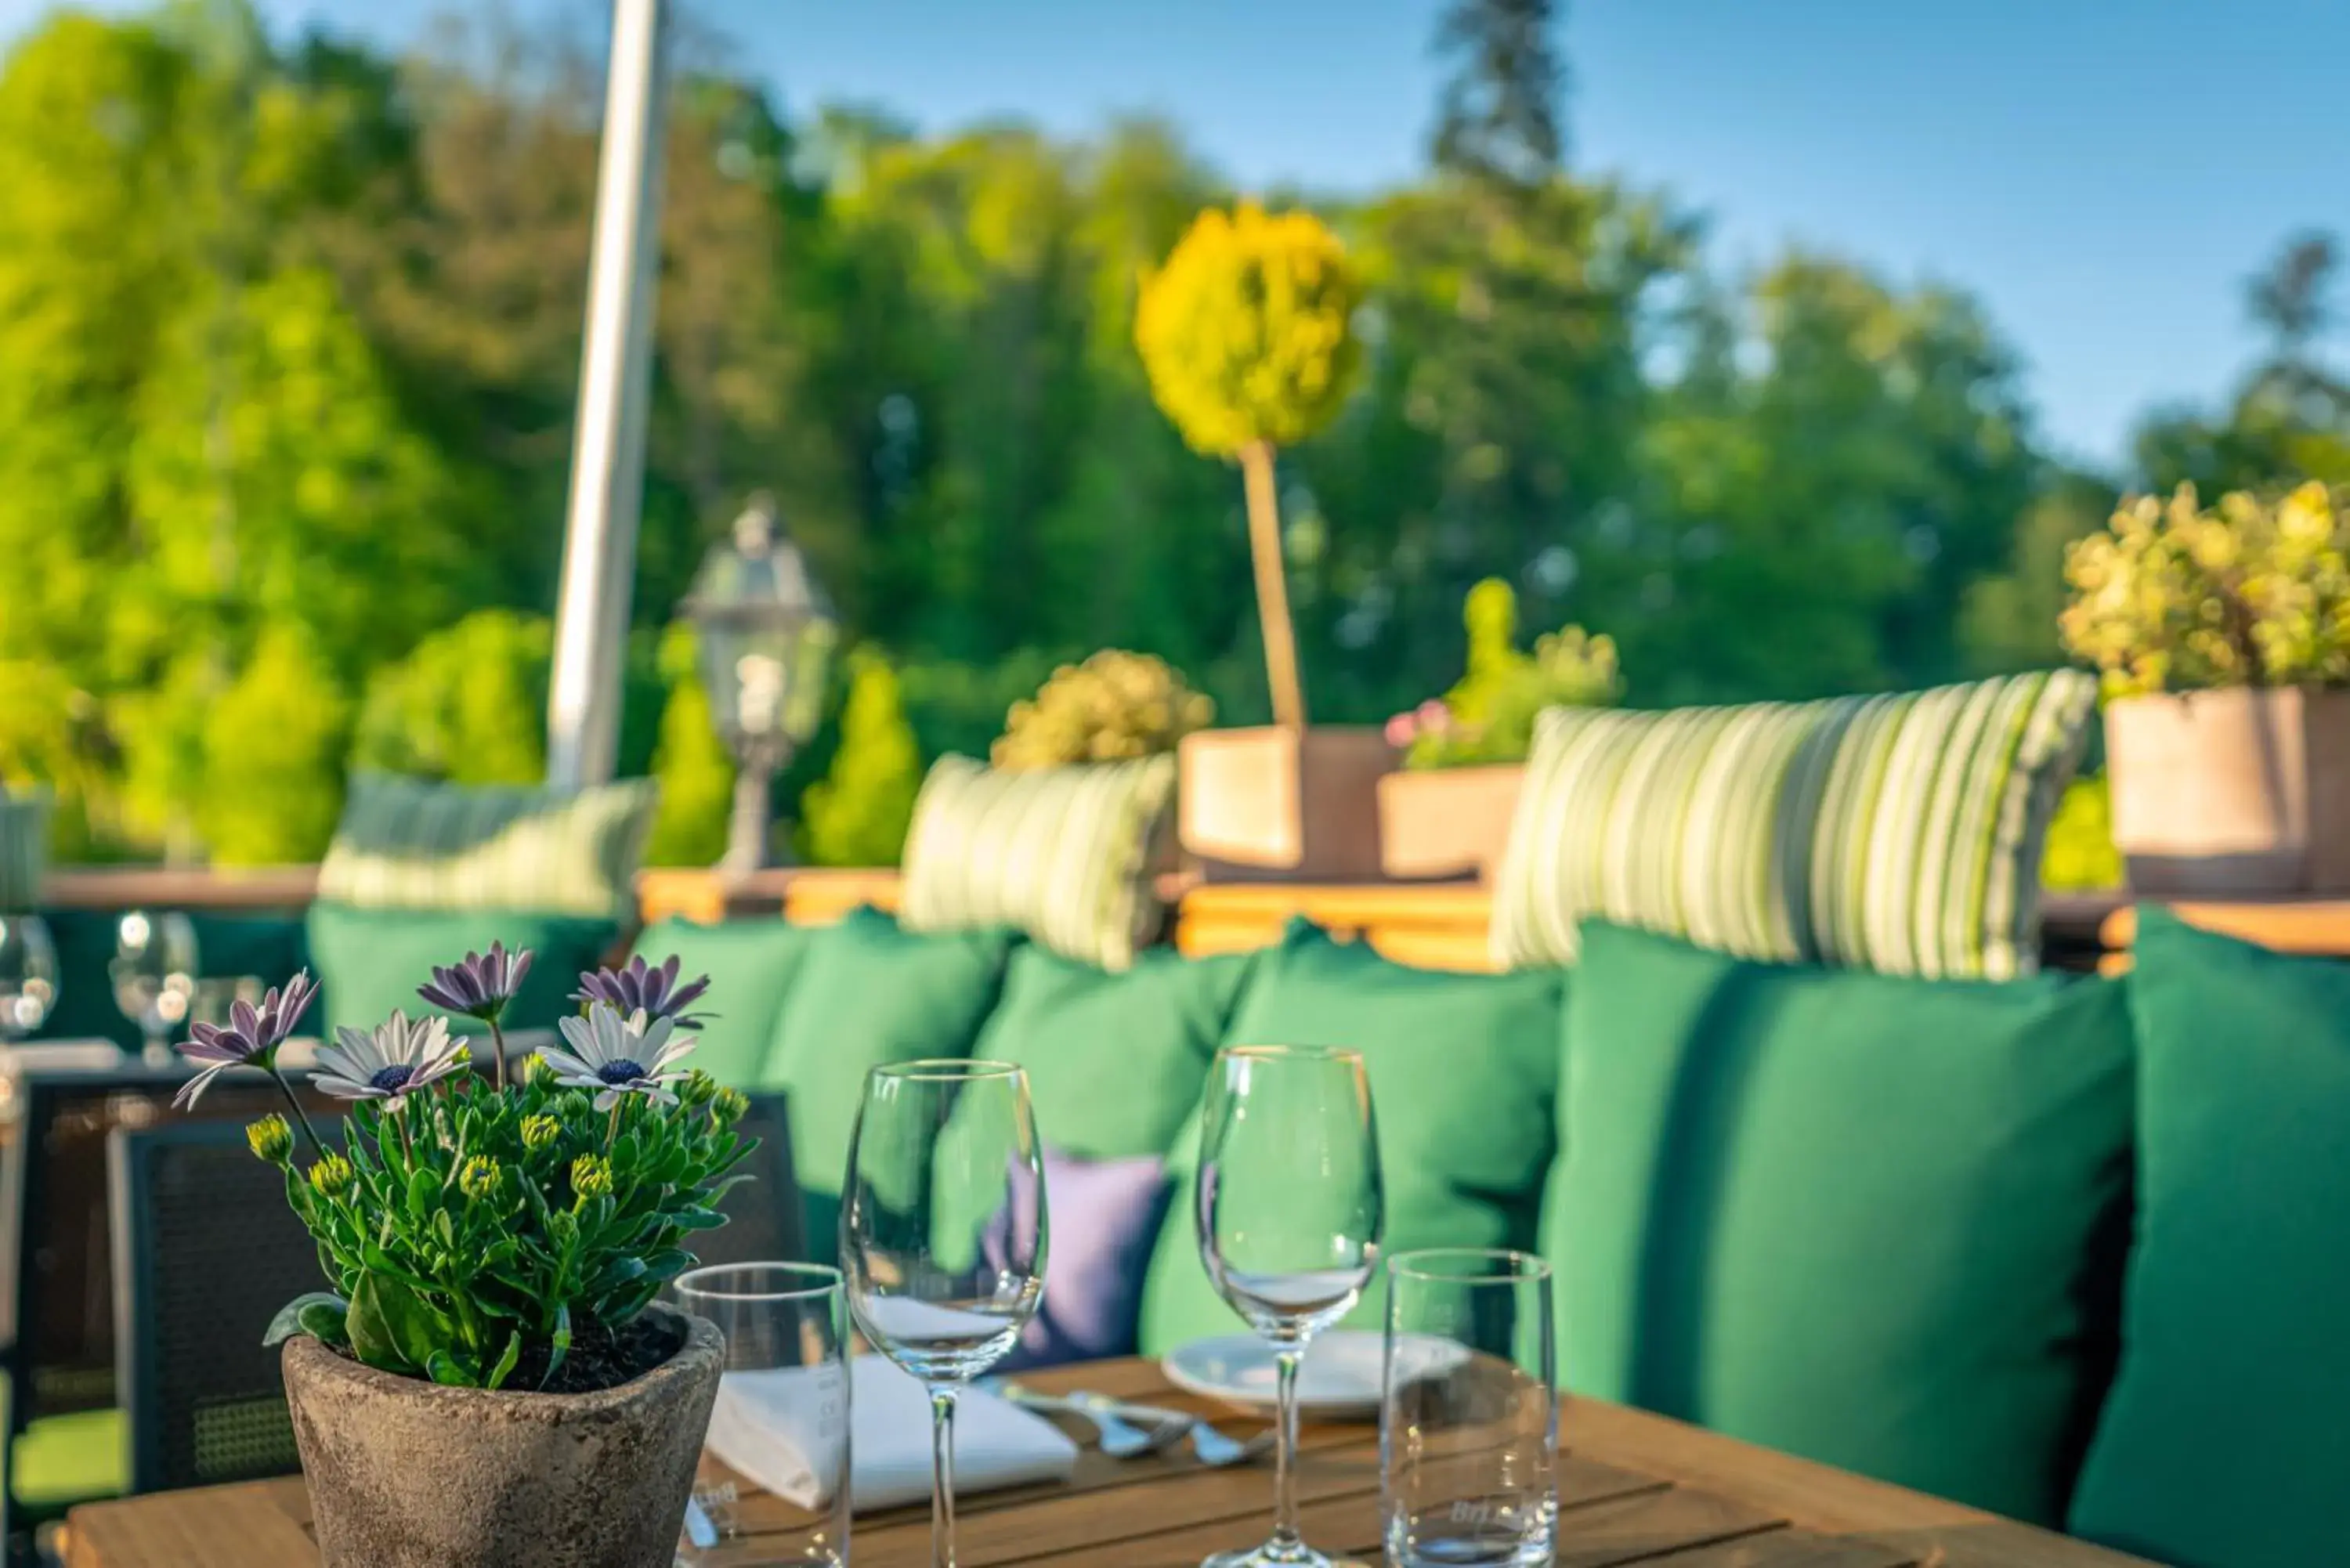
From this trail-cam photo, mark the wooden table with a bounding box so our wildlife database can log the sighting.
[64,1357,2154,1567]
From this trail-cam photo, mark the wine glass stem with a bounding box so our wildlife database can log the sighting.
[929,1385,959,1568]
[1270,1343,1305,1555]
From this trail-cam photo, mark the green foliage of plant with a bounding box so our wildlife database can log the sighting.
[642,623,735,868]
[798,649,921,866]
[195,627,352,864]
[2041,774,2125,892]
[352,612,553,786]
[2060,482,2350,696]
[1395,580,1621,768]
[992,650,1214,769]
[256,1068,750,1389]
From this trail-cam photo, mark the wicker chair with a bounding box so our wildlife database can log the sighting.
[0,1065,328,1553]
[107,1118,326,1497]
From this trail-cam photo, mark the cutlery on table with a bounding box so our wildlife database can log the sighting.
[990,1382,1182,1458]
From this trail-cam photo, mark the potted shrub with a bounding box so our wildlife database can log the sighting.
[2061,479,2350,893]
[1378,580,1622,882]
[1136,202,1396,879]
[186,951,749,1568]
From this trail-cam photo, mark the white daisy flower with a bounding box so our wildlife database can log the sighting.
[544,1004,696,1109]
[313,1013,469,1106]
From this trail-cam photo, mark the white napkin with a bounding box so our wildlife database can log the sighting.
[704,1355,1078,1512]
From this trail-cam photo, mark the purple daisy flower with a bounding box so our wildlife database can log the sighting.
[175,970,320,1110]
[313,1013,470,1106]
[571,954,713,1028]
[418,942,534,1024]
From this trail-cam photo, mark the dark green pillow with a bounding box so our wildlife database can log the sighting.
[1549,919,2130,1527]
[2069,909,2350,1567]
[626,918,813,1088]
[1137,919,1562,1355]
[306,901,618,1038]
[971,945,1254,1162]
[760,907,1018,1247]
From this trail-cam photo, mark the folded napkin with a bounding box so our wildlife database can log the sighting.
[704,1354,1078,1512]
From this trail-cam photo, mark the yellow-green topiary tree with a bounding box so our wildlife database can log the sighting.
[798,649,922,867]
[1136,203,1361,728]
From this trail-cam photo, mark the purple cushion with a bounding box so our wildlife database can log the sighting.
[992,1147,1171,1370]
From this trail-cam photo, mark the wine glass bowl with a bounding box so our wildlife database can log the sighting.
[842,1058,1048,1566]
[110,909,197,1062]
[1196,1043,1384,1568]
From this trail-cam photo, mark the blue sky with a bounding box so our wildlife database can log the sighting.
[6,0,2344,468]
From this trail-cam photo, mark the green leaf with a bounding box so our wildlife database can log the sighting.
[406,1166,439,1226]
[667,1207,728,1231]
[639,1248,694,1284]
[486,1330,522,1392]
[351,1274,450,1372]
[425,1350,479,1388]
[263,1292,349,1348]
[345,1276,414,1373]
[540,1302,573,1391]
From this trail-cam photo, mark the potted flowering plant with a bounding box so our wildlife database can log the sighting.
[2062,480,2350,892]
[184,948,750,1568]
[1377,580,1621,881]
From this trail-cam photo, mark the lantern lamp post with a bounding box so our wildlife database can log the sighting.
[681,493,837,872]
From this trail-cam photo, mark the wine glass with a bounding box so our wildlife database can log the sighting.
[111,910,197,1065]
[0,913,59,1041]
[842,1060,1047,1568]
[1197,1045,1384,1568]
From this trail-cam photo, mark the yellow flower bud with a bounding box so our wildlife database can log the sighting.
[307,1153,355,1198]
[520,1115,561,1151]
[569,1154,613,1200]
[246,1115,294,1165]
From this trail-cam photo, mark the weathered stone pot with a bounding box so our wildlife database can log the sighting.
[2106,687,2350,894]
[283,1310,723,1568]
[1376,763,1525,883]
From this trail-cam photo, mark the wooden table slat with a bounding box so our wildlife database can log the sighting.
[65,1357,2160,1567]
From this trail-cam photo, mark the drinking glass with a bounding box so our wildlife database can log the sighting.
[0,913,58,1040]
[1380,1250,1556,1568]
[1197,1044,1384,1568]
[677,1263,851,1566]
[842,1060,1047,1568]
[111,909,197,1065]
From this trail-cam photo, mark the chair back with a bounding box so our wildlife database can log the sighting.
[0,1066,312,1432]
[679,1092,807,1270]
[108,1118,326,1494]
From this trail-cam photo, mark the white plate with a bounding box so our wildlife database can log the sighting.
[1160,1331,1465,1418]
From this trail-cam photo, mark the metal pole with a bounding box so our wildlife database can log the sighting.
[547,0,671,789]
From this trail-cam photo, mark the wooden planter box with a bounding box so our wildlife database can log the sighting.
[2106,687,2350,894]
[1376,764,1524,883]
[1178,727,1396,882]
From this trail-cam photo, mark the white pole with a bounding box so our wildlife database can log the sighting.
[547,0,670,789]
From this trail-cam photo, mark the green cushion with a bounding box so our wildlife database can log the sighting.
[1137,920,1561,1355]
[316,772,658,919]
[627,918,814,1088]
[972,944,1254,1161]
[306,901,617,1038]
[0,786,49,909]
[899,755,1177,970]
[2068,908,2350,1567]
[12,1406,126,1512]
[1490,671,2095,979]
[1548,919,2130,1526]
[760,907,1017,1245]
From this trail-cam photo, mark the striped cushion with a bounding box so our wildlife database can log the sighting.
[316,774,659,919]
[1491,670,2096,980]
[899,756,1176,971]
[0,787,50,911]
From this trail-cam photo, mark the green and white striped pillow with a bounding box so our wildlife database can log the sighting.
[316,773,659,919]
[0,786,51,911]
[899,755,1177,972]
[1491,670,2097,980]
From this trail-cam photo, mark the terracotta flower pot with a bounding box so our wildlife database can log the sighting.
[283,1310,723,1568]
[1178,726,1397,882]
[1376,764,1526,883]
[2105,687,2350,894]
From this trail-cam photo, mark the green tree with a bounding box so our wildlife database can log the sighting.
[1430,0,1567,188]
[642,624,735,868]
[194,624,351,863]
[798,650,921,867]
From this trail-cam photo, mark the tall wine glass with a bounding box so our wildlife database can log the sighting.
[1198,1044,1384,1568]
[842,1060,1047,1568]
[111,910,197,1065]
[0,914,58,1041]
